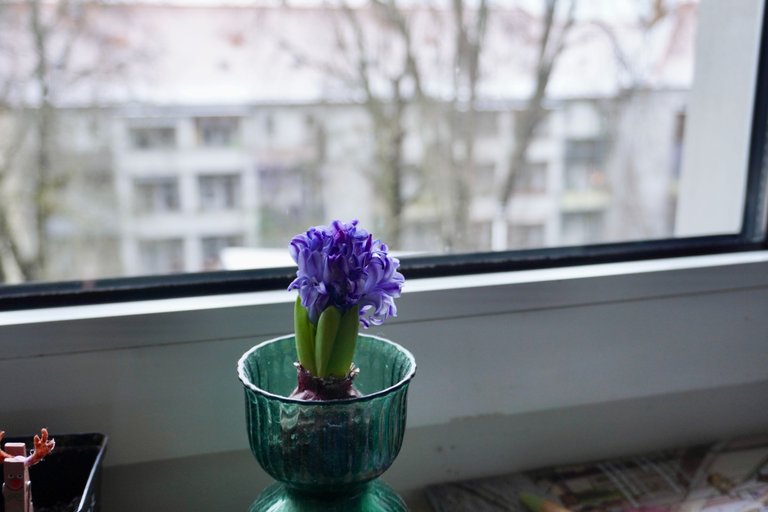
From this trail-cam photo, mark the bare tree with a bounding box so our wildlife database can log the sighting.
[279,0,680,253]
[343,0,492,250]
[335,0,425,248]
[0,0,131,283]
[493,0,578,250]
[433,0,488,250]
[277,0,493,249]
[491,0,682,249]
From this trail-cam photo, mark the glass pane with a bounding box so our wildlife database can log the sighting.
[198,174,241,210]
[134,177,181,214]
[139,239,185,274]
[195,117,240,147]
[0,0,763,283]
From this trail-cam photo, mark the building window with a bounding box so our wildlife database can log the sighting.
[508,223,545,249]
[258,165,324,246]
[565,164,607,192]
[134,177,181,214]
[198,174,241,211]
[258,165,308,208]
[139,239,185,274]
[514,162,548,194]
[564,139,608,191]
[473,163,497,197]
[195,117,240,147]
[561,211,604,245]
[201,235,243,270]
[129,127,176,150]
[264,114,275,138]
[565,139,608,163]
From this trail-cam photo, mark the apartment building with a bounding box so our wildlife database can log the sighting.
[0,2,695,280]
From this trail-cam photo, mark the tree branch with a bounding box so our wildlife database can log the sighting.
[340,1,384,120]
[372,0,424,100]
[497,0,578,210]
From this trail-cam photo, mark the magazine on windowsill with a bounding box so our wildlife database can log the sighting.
[426,436,768,512]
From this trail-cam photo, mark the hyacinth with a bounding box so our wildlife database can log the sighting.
[288,220,404,327]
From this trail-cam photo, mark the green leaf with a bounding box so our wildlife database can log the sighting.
[314,306,341,377]
[326,305,360,378]
[294,296,316,375]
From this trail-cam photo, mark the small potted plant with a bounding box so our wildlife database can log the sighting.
[237,220,416,511]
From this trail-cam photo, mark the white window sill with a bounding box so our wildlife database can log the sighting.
[2,249,767,327]
[1,250,767,358]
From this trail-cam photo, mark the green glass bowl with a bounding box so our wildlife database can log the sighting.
[237,334,416,505]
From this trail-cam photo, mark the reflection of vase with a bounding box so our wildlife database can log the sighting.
[237,334,417,512]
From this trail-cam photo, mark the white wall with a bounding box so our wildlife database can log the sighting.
[0,252,767,509]
[676,0,764,236]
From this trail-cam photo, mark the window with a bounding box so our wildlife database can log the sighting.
[561,212,604,246]
[258,165,323,246]
[195,117,240,147]
[201,235,244,270]
[129,127,176,150]
[0,0,765,306]
[564,139,608,191]
[198,174,241,211]
[473,164,497,197]
[134,178,181,214]
[138,239,185,274]
[264,114,275,138]
[509,223,546,249]
[514,163,548,194]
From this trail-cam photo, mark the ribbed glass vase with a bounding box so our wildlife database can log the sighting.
[237,334,417,512]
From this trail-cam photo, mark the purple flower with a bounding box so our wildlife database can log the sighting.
[288,220,404,326]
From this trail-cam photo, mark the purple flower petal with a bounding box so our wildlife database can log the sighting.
[288,220,403,327]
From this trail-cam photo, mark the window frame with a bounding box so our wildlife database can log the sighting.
[0,3,766,311]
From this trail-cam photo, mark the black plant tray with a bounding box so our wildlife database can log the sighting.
[1,433,107,512]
